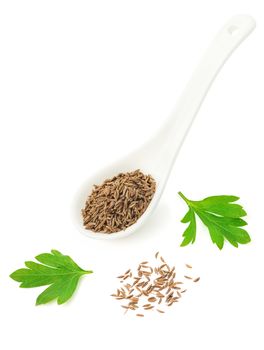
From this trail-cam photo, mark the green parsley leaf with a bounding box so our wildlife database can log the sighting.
[178,192,251,249]
[10,249,93,305]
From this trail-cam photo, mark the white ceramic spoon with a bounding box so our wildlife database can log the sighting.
[73,15,255,240]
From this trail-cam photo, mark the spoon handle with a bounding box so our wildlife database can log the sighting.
[155,15,255,175]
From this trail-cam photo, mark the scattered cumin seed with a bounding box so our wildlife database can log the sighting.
[185,264,192,269]
[184,276,192,280]
[144,305,154,310]
[112,252,199,317]
[193,277,200,282]
[157,309,165,313]
[136,314,144,317]
[160,256,165,263]
[148,297,156,302]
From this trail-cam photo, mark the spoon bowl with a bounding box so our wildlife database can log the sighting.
[73,143,166,240]
[73,15,256,240]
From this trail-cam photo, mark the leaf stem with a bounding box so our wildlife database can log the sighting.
[178,192,191,205]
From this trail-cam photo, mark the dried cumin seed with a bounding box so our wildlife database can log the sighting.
[136,314,144,317]
[160,257,165,263]
[185,264,192,269]
[113,253,199,317]
[155,251,159,259]
[142,290,149,296]
[157,309,165,313]
[117,275,124,279]
[184,275,192,280]
[148,297,157,302]
[131,297,139,303]
[160,263,168,269]
[136,282,144,287]
[144,306,154,310]
[142,271,151,276]
[157,292,164,298]
[193,277,200,282]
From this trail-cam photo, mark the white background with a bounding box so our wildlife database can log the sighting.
[0,1,263,349]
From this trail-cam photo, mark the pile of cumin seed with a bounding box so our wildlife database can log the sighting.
[82,169,156,233]
[111,252,200,317]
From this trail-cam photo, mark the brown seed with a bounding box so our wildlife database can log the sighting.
[136,314,144,317]
[160,256,165,263]
[144,306,154,310]
[165,288,171,295]
[157,309,165,313]
[148,297,157,302]
[184,276,192,280]
[112,252,199,317]
[131,297,139,303]
[82,170,156,233]
[157,292,165,298]
[185,264,192,269]
[155,251,159,259]
[193,277,200,282]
